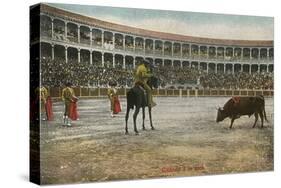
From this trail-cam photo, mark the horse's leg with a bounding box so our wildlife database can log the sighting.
[148,107,155,130]
[133,107,140,135]
[125,107,130,134]
[142,107,146,130]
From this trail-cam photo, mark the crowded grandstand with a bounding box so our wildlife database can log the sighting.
[34,4,274,92]
[40,58,273,90]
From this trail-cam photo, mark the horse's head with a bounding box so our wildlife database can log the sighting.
[147,76,159,89]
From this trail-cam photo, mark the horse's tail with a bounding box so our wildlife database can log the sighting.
[126,89,135,110]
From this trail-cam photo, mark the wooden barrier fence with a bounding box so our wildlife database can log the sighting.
[48,87,274,99]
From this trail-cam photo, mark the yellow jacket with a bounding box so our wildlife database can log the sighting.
[40,86,48,103]
[62,87,75,102]
[134,64,152,84]
[107,88,117,99]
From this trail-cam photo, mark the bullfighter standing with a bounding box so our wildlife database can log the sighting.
[39,86,48,120]
[107,80,121,117]
[61,82,77,126]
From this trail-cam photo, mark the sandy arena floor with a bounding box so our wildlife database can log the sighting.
[39,97,274,184]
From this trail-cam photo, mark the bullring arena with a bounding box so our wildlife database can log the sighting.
[40,96,273,184]
[31,3,274,184]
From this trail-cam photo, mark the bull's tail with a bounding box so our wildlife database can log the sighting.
[264,108,268,122]
[258,95,268,122]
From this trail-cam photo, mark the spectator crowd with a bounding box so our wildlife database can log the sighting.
[41,58,134,88]
[41,58,273,90]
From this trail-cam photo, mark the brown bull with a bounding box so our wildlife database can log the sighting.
[216,95,268,129]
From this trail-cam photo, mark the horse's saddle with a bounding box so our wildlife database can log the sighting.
[135,81,146,94]
[134,81,148,106]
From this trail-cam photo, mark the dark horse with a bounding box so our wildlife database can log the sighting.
[125,76,158,135]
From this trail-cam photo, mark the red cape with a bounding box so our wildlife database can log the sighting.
[45,97,54,121]
[69,100,79,120]
[113,97,121,114]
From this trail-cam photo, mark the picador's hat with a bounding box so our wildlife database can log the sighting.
[143,59,151,66]
[65,82,72,87]
[144,59,155,69]
[108,80,117,87]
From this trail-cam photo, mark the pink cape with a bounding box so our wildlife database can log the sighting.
[113,96,121,114]
[45,96,54,121]
[69,98,79,120]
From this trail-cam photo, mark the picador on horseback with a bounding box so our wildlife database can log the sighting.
[125,59,158,135]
